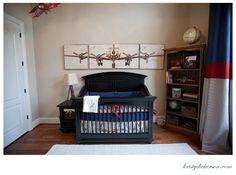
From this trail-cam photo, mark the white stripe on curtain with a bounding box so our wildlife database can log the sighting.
[199,78,232,154]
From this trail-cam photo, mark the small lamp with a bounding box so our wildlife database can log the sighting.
[64,73,79,100]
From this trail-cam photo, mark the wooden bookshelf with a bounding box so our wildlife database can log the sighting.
[164,44,205,133]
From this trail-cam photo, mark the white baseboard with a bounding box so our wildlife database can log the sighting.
[153,115,166,125]
[31,118,40,129]
[31,117,59,129]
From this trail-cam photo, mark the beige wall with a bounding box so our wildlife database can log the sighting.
[4,3,39,121]
[33,3,193,118]
[4,3,209,120]
[189,3,209,44]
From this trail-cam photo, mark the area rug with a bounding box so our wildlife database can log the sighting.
[46,143,197,155]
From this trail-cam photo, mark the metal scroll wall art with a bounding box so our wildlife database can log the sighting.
[64,44,164,70]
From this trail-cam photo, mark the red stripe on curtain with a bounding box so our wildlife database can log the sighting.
[205,62,232,79]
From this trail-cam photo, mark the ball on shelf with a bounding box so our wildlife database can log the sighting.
[169,101,180,110]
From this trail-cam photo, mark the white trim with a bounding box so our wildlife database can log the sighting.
[31,117,60,129]
[31,118,41,129]
[4,13,33,131]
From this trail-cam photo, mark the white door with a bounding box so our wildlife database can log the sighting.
[4,15,28,147]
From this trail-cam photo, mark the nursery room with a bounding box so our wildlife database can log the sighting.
[3,2,232,156]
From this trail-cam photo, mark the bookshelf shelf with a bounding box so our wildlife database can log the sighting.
[167,97,199,103]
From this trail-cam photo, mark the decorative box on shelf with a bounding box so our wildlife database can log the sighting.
[180,118,197,131]
[166,115,179,126]
[172,88,181,98]
[181,106,197,118]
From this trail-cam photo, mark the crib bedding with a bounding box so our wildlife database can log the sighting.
[72,72,156,143]
[81,105,149,133]
[81,105,149,121]
[80,120,149,134]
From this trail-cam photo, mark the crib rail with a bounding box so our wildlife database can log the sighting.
[72,96,155,143]
[81,105,149,134]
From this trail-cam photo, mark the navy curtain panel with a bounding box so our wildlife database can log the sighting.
[199,3,232,154]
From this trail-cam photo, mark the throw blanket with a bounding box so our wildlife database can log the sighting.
[83,96,100,113]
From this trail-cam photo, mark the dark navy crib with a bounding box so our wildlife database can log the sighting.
[72,72,156,143]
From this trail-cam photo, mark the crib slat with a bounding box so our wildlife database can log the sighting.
[146,107,149,133]
[102,105,106,133]
[139,106,142,133]
[86,113,89,134]
[83,115,85,134]
[109,105,112,134]
[97,106,100,134]
[94,112,97,134]
[80,114,82,133]
[89,113,93,134]
[134,106,136,133]
[107,105,110,134]
[93,112,96,134]
[91,112,93,134]
[147,107,149,133]
[91,113,93,134]
[135,106,138,133]
[144,107,146,133]
[127,105,129,133]
[119,105,121,133]
[136,106,139,133]
[131,106,134,134]
[102,105,104,134]
[130,106,132,134]
[110,105,112,134]
[101,105,103,133]
[123,106,126,134]
[132,106,135,133]
[95,112,97,134]
[115,105,118,134]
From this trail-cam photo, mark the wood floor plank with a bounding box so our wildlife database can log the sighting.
[4,124,204,155]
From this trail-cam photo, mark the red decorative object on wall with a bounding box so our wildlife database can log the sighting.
[29,3,60,17]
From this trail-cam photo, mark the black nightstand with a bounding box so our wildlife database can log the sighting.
[57,100,75,132]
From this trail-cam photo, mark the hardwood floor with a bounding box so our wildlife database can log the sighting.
[4,124,205,155]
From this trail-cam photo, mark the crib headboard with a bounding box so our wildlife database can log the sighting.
[82,72,146,92]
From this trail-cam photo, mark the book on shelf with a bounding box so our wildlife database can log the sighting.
[182,93,198,99]
[166,72,173,84]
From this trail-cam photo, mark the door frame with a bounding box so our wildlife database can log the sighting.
[4,13,33,131]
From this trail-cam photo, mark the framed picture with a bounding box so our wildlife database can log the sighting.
[114,44,139,69]
[89,44,113,69]
[172,88,181,98]
[183,55,197,68]
[63,43,165,70]
[139,44,164,69]
[64,44,89,69]
[89,44,139,69]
